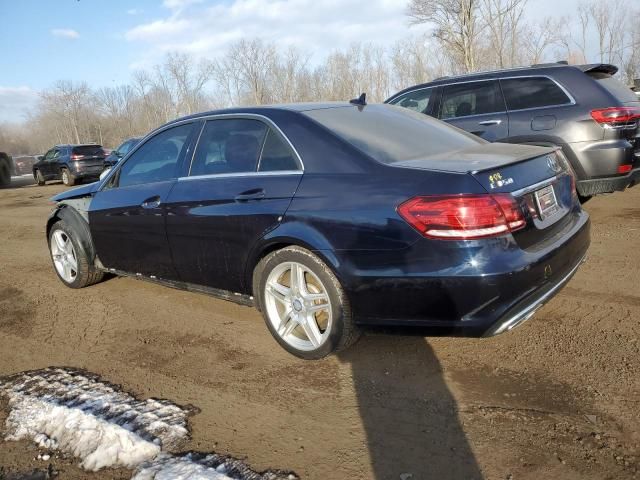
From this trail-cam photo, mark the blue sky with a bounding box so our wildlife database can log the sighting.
[0,0,585,122]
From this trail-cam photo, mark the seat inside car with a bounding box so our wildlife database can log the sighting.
[225,133,260,172]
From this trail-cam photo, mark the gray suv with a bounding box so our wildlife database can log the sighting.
[386,63,640,198]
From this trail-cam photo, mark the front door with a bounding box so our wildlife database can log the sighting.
[89,122,195,278]
[166,117,303,293]
[438,80,509,141]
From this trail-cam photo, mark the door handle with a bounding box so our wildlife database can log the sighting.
[235,188,265,202]
[478,119,502,126]
[141,196,161,209]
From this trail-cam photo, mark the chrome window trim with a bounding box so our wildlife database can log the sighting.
[177,170,303,181]
[186,113,304,177]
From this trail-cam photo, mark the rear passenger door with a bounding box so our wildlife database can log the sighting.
[438,80,509,141]
[165,116,303,293]
[499,76,574,138]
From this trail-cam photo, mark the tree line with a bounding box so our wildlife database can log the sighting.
[2,0,639,155]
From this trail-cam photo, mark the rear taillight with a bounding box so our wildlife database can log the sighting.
[397,194,526,240]
[71,154,81,160]
[590,107,640,127]
[618,164,632,174]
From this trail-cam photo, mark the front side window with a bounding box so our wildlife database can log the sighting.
[440,81,504,119]
[500,77,571,110]
[118,139,135,156]
[389,88,433,114]
[116,123,192,188]
[190,119,299,175]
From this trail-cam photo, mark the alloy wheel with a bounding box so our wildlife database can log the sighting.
[51,230,78,283]
[264,261,333,351]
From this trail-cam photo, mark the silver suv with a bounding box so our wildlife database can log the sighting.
[386,63,640,198]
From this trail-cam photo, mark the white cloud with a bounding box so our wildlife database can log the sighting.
[125,0,425,65]
[0,86,38,123]
[51,28,80,39]
[127,8,144,15]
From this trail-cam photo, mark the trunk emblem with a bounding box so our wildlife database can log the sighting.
[544,264,553,278]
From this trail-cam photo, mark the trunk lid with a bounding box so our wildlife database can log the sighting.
[393,142,578,249]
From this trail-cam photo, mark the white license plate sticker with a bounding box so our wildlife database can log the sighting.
[535,184,559,220]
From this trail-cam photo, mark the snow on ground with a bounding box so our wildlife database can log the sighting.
[0,367,192,470]
[0,367,298,480]
[133,453,298,480]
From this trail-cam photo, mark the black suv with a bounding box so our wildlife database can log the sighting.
[33,144,107,186]
[386,63,640,198]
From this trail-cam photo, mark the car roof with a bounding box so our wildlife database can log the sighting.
[53,143,102,148]
[164,102,354,126]
[386,63,618,101]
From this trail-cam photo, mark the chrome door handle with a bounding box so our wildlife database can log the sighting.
[478,119,502,126]
[235,188,265,202]
[141,196,161,209]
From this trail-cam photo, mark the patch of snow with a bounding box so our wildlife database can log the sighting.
[133,452,298,480]
[0,367,193,470]
[0,367,298,480]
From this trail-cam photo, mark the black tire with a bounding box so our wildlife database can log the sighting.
[48,220,104,289]
[61,168,76,186]
[578,194,592,204]
[0,160,10,187]
[35,169,46,186]
[253,246,361,359]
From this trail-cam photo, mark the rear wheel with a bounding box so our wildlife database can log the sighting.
[35,169,45,186]
[61,168,76,186]
[0,160,9,187]
[49,220,104,288]
[254,246,361,359]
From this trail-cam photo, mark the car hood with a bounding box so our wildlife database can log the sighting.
[392,142,555,174]
[51,182,101,202]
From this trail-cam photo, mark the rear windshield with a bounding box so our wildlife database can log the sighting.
[72,145,104,156]
[303,104,483,164]
[587,73,638,103]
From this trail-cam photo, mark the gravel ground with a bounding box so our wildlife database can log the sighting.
[0,178,638,480]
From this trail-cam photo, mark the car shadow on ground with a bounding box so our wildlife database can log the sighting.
[339,334,482,480]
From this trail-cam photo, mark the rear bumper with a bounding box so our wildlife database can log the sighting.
[342,209,590,336]
[577,168,640,196]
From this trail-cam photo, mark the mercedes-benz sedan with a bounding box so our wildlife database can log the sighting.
[46,103,590,359]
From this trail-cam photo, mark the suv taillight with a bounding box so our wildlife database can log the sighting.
[590,107,640,127]
[397,194,526,240]
[70,154,81,160]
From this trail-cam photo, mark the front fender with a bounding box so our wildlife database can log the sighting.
[47,204,96,264]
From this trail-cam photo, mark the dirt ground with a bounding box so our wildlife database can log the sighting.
[0,176,639,480]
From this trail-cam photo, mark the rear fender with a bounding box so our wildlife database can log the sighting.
[243,221,342,295]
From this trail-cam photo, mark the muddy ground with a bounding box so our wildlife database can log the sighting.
[0,177,638,480]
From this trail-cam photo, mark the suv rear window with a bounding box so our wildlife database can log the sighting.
[500,77,571,110]
[72,145,104,156]
[304,104,483,164]
[587,72,638,103]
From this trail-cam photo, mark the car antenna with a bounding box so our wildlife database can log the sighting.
[349,93,367,106]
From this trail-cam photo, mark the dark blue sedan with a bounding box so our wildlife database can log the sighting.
[46,103,590,359]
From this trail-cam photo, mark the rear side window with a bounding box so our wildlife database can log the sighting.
[72,145,103,156]
[500,77,571,110]
[440,81,504,119]
[587,72,639,103]
[117,123,192,188]
[389,88,433,114]
[258,130,299,172]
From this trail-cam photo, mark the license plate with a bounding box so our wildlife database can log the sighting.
[534,184,559,220]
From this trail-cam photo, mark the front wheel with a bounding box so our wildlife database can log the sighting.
[49,220,104,288]
[254,246,361,359]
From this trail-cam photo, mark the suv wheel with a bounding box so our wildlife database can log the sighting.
[0,161,9,187]
[61,168,76,186]
[49,220,104,288]
[35,169,46,186]
[254,246,361,359]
